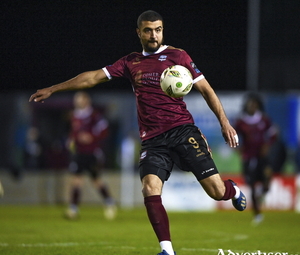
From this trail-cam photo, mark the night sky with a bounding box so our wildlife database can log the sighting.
[1,0,299,93]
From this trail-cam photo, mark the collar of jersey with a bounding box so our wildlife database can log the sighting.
[242,111,263,124]
[74,106,93,119]
[142,45,168,56]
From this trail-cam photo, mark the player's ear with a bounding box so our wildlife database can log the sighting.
[136,28,141,38]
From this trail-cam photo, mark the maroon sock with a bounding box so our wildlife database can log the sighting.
[99,185,114,204]
[99,184,110,200]
[221,180,236,200]
[71,187,81,206]
[144,195,171,242]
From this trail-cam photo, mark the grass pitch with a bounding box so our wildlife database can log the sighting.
[0,205,299,255]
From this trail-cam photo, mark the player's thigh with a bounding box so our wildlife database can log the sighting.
[70,174,84,187]
[139,144,174,183]
[171,126,219,180]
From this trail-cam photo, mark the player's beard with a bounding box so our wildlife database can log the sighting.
[144,38,163,53]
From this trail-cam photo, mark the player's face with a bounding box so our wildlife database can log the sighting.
[137,20,164,53]
[74,93,91,109]
[245,99,259,115]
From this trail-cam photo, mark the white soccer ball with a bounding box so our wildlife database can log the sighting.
[160,65,193,98]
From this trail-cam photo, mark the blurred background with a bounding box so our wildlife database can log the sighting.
[0,0,299,211]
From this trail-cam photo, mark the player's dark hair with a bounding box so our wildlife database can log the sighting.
[137,10,163,28]
[243,92,265,112]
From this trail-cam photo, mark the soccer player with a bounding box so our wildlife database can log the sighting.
[296,144,300,173]
[29,10,246,255]
[0,180,3,197]
[235,93,277,225]
[65,91,116,220]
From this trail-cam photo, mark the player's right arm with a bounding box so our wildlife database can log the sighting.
[194,78,239,148]
[29,69,109,103]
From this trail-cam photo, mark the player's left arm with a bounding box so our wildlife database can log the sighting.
[194,78,239,148]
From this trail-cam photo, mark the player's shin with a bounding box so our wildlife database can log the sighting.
[144,195,175,254]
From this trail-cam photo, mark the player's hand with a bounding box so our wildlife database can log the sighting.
[77,132,93,144]
[221,123,239,148]
[29,87,53,103]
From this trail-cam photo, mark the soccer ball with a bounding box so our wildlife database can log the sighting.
[160,65,193,98]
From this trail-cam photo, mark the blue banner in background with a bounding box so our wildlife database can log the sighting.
[185,92,300,173]
[265,94,299,149]
[187,92,300,150]
[287,95,299,149]
[185,92,243,147]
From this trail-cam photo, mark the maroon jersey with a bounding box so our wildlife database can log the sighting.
[70,106,108,154]
[104,45,204,141]
[235,111,277,160]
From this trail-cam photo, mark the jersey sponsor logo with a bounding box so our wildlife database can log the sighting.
[158,55,167,61]
[190,62,201,73]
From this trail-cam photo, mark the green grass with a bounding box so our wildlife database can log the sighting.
[0,205,299,254]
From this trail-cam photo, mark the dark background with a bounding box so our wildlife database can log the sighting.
[1,0,299,93]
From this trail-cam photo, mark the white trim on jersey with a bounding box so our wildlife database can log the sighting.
[74,106,93,119]
[102,67,112,80]
[193,74,205,84]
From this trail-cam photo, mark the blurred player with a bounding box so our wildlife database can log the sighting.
[235,93,277,225]
[65,91,116,220]
[0,180,3,197]
[295,140,300,174]
[29,10,246,255]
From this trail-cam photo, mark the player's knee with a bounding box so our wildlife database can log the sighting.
[141,174,163,197]
[142,184,161,197]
